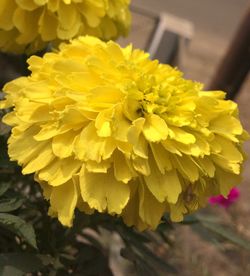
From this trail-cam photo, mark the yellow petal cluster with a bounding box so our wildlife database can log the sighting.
[1,36,248,230]
[0,0,130,54]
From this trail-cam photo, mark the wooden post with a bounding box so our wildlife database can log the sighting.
[208,7,250,99]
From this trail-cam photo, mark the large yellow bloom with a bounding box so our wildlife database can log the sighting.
[0,0,130,54]
[1,36,247,230]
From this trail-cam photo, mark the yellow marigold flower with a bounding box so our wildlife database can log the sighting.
[0,0,130,54]
[1,36,248,230]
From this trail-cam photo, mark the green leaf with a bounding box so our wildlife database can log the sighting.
[0,197,25,212]
[0,182,11,197]
[0,253,53,276]
[189,214,250,251]
[0,213,37,248]
[119,227,150,244]
[201,221,250,251]
[81,232,103,251]
[0,267,23,276]
[191,223,218,244]
[135,261,159,276]
[133,243,177,274]
[119,226,177,274]
[181,214,200,224]
[121,247,156,275]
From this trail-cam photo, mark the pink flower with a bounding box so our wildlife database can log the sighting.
[209,188,240,208]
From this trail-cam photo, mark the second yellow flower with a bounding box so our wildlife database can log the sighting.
[0,0,131,54]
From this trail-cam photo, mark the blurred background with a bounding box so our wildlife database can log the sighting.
[118,0,250,275]
[0,1,250,275]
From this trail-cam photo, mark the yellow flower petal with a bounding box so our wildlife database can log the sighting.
[1,36,247,230]
[169,199,187,222]
[52,130,77,159]
[143,114,168,142]
[138,183,166,229]
[49,180,78,227]
[113,150,133,183]
[38,158,81,186]
[22,143,54,174]
[80,167,130,214]
[144,155,181,204]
